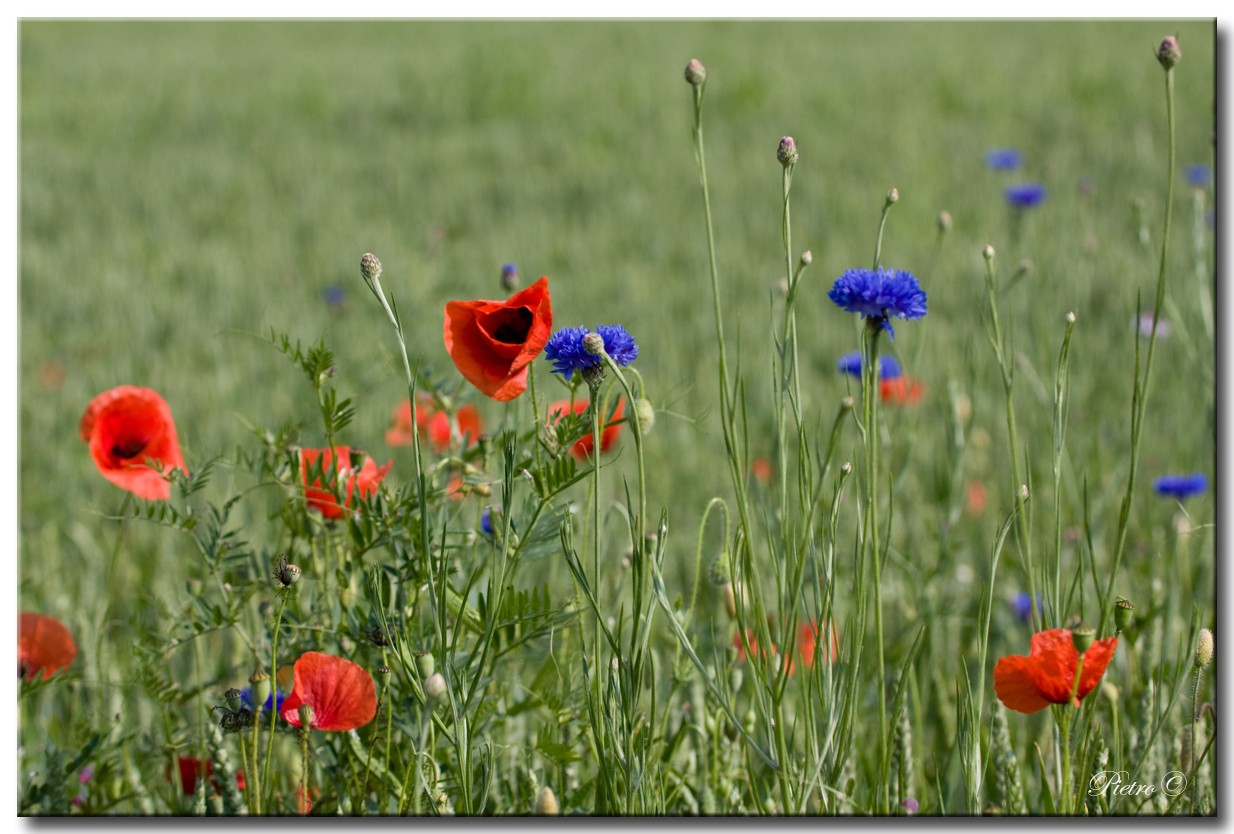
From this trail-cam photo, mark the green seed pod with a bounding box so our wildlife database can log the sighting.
[416,651,436,679]
[1114,597,1135,633]
[1071,626,1096,654]
[248,671,271,711]
[224,688,243,712]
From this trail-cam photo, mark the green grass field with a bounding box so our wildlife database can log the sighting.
[18,19,1217,816]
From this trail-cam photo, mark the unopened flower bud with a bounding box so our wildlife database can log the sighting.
[580,363,607,388]
[684,59,706,86]
[799,250,813,267]
[777,136,798,167]
[1157,35,1181,70]
[1066,311,1076,324]
[534,786,559,815]
[360,253,382,288]
[415,651,435,679]
[582,331,606,356]
[886,187,899,205]
[424,672,448,702]
[983,244,996,261]
[937,210,952,233]
[635,397,656,435]
[1195,628,1213,668]
[1071,626,1096,654]
[1114,597,1134,633]
[722,582,737,620]
[841,395,855,411]
[841,461,853,475]
[249,671,271,710]
[1018,484,1029,501]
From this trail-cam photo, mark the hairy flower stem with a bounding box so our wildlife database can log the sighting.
[1098,61,1177,637]
[1057,656,1086,815]
[298,726,311,815]
[260,591,289,810]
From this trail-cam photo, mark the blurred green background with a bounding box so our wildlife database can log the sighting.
[20,18,1215,674]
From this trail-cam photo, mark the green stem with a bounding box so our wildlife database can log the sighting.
[261,591,290,808]
[861,322,889,814]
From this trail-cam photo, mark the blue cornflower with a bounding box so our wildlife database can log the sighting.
[323,286,345,308]
[984,148,1022,171]
[1005,183,1046,208]
[828,268,927,340]
[1186,164,1211,188]
[240,687,287,713]
[1012,592,1042,623]
[544,324,638,381]
[836,351,902,380]
[1153,473,1208,500]
[480,506,494,536]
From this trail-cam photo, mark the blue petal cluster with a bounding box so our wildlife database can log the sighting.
[1186,164,1211,187]
[1005,183,1046,208]
[984,148,1023,171]
[836,351,902,380]
[1012,592,1042,623]
[480,507,494,536]
[1153,473,1208,500]
[240,687,288,713]
[544,324,638,381]
[828,268,927,340]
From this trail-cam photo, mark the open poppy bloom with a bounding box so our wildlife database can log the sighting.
[280,651,378,732]
[735,619,838,677]
[994,628,1117,714]
[19,612,77,681]
[548,398,624,461]
[79,386,187,500]
[443,276,553,402]
[880,376,924,405]
[386,393,483,452]
[300,447,392,520]
[169,757,245,796]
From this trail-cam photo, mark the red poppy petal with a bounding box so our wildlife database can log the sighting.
[81,386,186,500]
[427,411,451,451]
[456,405,483,447]
[1027,628,1081,705]
[280,689,305,728]
[281,652,377,732]
[443,277,551,402]
[19,612,77,681]
[1077,637,1118,700]
[994,655,1052,714]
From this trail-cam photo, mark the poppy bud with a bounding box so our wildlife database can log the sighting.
[1066,311,1076,324]
[841,396,855,411]
[416,651,436,679]
[684,58,706,86]
[1194,628,1214,669]
[885,187,899,205]
[360,252,382,289]
[581,363,607,388]
[1114,597,1134,633]
[534,786,559,815]
[635,397,655,436]
[983,244,996,262]
[1157,35,1181,70]
[800,250,813,267]
[722,582,737,620]
[777,136,798,168]
[841,461,853,475]
[424,672,448,702]
[249,671,271,711]
[1071,627,1096,654]
[224,688,243,712]
[937,210,952,233]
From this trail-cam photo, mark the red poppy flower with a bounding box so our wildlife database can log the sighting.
[79,386,187,500]
[300,447,392,520]
[734,620,838,677]
[880,376,924,405]
[994,628,1118,714]
[965,480,988,516]
[750,457,774,484]
[168,757,246,796]
[19,612,77,681]
[443,276,553,402]
[280,651,378,732]
[386,394,483,452]
[548,398,624,461]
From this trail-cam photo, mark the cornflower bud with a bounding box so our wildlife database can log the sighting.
[777,136,798,167]
[582,331,605,356]
[983,244,996,261]
[800,250,813,267]
[1157,35,1181,70]
[684,59,706,86]
[360,252,382,288]
[886,187,899,205]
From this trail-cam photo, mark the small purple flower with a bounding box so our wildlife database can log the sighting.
[1005,183,1046,208]
[1186,164,1210,187]
[79,766,94,784]
[544,324,638,381]
[1134,311,1171,339]
[1153,473,1208,500]
[828,268,927,340]
[323,286,345,308]
[984,148,1022,171]
[1012,592,1042,623]
[501,263,519,291]
[241,687,288,713]
[836,352,902,380]
[901,797,919,815]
